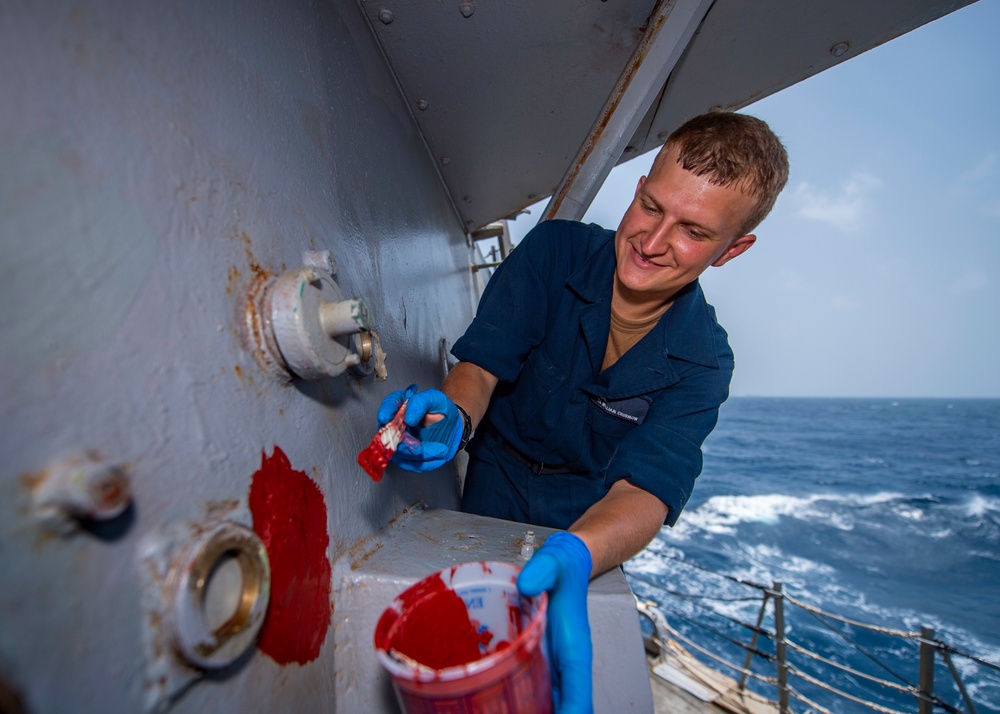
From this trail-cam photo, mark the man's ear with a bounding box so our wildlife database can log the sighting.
[712,234,756,267]
[634,175,646,197]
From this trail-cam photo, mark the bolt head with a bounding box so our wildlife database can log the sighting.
[830,41,850,57]
[378,8,394,24]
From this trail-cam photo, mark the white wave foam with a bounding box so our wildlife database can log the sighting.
[673,491,910,537]
[897,506,925,521]
[966,493,1000,518]
[971,549,1000,561]
[743,544,835,577]
[627,541,686,576]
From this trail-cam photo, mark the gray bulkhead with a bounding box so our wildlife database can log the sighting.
[0,1,650,712]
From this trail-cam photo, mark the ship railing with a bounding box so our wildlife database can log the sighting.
[469,220,513,275]
[627,560,1000,714]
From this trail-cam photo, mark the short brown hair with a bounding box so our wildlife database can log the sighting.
[658,111,789,237]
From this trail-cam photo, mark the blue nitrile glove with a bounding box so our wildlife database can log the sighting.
[518,531,594,714]
[376,384,419,426]
[375,384,463,472]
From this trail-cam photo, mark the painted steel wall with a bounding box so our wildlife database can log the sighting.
[0,1,472,711]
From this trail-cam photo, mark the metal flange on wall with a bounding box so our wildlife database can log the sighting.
[31,452,131,535]
[245,250,386,383]
[138,518,270,711]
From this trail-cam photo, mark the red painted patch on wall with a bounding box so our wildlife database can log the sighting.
[249,446,331,665]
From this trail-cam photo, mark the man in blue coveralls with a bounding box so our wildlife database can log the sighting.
[376,111,789,713]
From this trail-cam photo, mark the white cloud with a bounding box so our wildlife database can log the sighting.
[794,171,882,233]
[951,269,989,294]
[831,295,859,309]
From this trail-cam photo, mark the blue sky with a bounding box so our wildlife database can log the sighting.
[509,0,1000,398]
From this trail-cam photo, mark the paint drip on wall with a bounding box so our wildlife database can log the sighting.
[249,446,331,665]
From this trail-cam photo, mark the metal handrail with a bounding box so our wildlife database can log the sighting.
[655,620,779,687]
[786,639,913,694]
[787,665,910,714]
[783,591,915,639]
[628,563,999,714]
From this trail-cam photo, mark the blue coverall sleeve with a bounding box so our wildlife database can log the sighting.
[452,224,561,383]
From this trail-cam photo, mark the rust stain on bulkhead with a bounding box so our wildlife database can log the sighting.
[226,264,241,297]
[349,540,384,571]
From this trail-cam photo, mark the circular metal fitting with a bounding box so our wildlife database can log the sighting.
[267,267,373,380]
[354,330,373,363]
[33,453,131,533]
[169,522,270,669]
[378,8,394,24]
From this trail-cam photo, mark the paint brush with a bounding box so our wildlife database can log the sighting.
[358,400,408,482]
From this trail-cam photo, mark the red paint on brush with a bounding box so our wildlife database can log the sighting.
[249,446,331,665]
[389,585,494,669]
[358,402,408,481]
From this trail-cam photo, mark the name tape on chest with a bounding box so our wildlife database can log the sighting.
[590,395,652,424]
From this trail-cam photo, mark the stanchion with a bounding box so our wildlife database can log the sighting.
[919,625,936,714]
[773,582,789,713]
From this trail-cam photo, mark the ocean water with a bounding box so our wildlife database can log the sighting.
[625,397,1000,713]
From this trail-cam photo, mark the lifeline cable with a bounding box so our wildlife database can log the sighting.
[653,601,775,661]
[798,604,917,690]
[783,592,914,639]
[787,663,963,714]
[626,569,773,639]
[935,640,1000,674]
[787,684,838,714]
[794,608,965,714]
[786,639,912,694]
[782,586,997,674]
[658,622,778,687]
[639,546,998,709]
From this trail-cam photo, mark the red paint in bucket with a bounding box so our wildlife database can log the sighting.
[375,561,552,714]
[390,583,495,668]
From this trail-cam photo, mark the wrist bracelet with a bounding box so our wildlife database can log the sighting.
[455,404,473,451]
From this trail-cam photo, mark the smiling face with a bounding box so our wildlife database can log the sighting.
[612,145,759,319]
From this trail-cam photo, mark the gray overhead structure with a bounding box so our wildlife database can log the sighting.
[361,0,978,230]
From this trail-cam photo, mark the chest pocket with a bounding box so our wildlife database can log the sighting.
[586,395,651,437]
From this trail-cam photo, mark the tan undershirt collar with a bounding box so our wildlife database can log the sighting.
[601,302,670,372]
